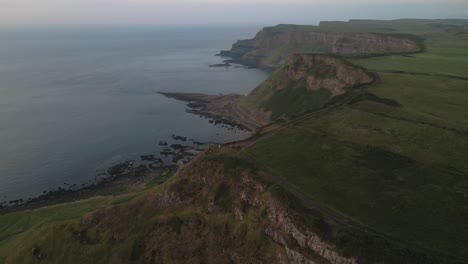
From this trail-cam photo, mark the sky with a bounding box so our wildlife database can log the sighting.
[1,0,467,25]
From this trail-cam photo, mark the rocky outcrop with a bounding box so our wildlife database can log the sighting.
[151,188,186,209]
[285,247,316,264]
[227,25,423,68]
[277,54,374,97]
[237,54,375,120]
[159,92,269,130]
[174,153,357,264]
[263,199,356,264]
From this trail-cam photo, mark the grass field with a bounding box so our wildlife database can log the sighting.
[0,195,128,263]
[0,175,175,264]
[246,122,468,258]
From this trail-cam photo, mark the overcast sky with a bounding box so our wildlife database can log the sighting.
[1,0,467,25]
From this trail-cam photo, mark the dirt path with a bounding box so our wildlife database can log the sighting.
[375,69,468,80]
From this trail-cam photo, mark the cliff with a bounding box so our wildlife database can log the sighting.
[225,24,423,68]
[238,54,374,120]
[272,54,373,96]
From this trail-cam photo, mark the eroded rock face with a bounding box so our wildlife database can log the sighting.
[180,156,357,264]
[75,153,357,264]
[243,182,355,263]
[273,54,374,97]
[237,53,374,122]
[263,199,356,264]
[285,247,317,264]
[230,27,422,68]
[152,189,186,209]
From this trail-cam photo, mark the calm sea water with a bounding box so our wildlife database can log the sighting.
[0,25,269,202]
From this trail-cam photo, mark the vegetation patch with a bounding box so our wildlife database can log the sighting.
[214,183,232,211]
[246,126,468,259]
[264,86,331,120]
[348,91,402,107]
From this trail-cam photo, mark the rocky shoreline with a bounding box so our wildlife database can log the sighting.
[158,92,268,131]
[211,55,257,69]
[0,29,283,214]
[0,136,210,214]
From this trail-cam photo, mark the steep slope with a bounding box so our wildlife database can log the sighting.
[224,24,423,68]
[238,54,374,121]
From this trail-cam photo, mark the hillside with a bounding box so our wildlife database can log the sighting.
[1,19,468,263]
[238,54,375,121]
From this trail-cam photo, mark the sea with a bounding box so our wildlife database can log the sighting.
[0,25,269,203]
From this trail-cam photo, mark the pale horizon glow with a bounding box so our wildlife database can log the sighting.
[1,0,467,25]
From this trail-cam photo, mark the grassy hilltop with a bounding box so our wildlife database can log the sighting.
[1,19,468,263]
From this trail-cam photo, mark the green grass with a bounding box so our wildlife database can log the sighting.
[367,73,468,130]
[0,178,171,263]
[238,74,275,113]
[351,34,468,78]
[264,86,331,120]
[246,125,468,258]
[0,195,133,263]
[238,71,332,120]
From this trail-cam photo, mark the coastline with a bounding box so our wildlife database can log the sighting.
[0,59,263,214]
[0,32,269,214]
[158,92,268,131]
[0,138,210,214]
[0,26,269,209]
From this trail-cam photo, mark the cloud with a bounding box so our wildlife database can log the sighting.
[113,0,465,3]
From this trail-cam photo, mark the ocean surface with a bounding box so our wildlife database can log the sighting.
[0,25,269,202]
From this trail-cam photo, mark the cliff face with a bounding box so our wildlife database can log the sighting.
[153,152,357,264]
[228,26,423,68]
[237,54,374,120]
[276,54,373,96]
